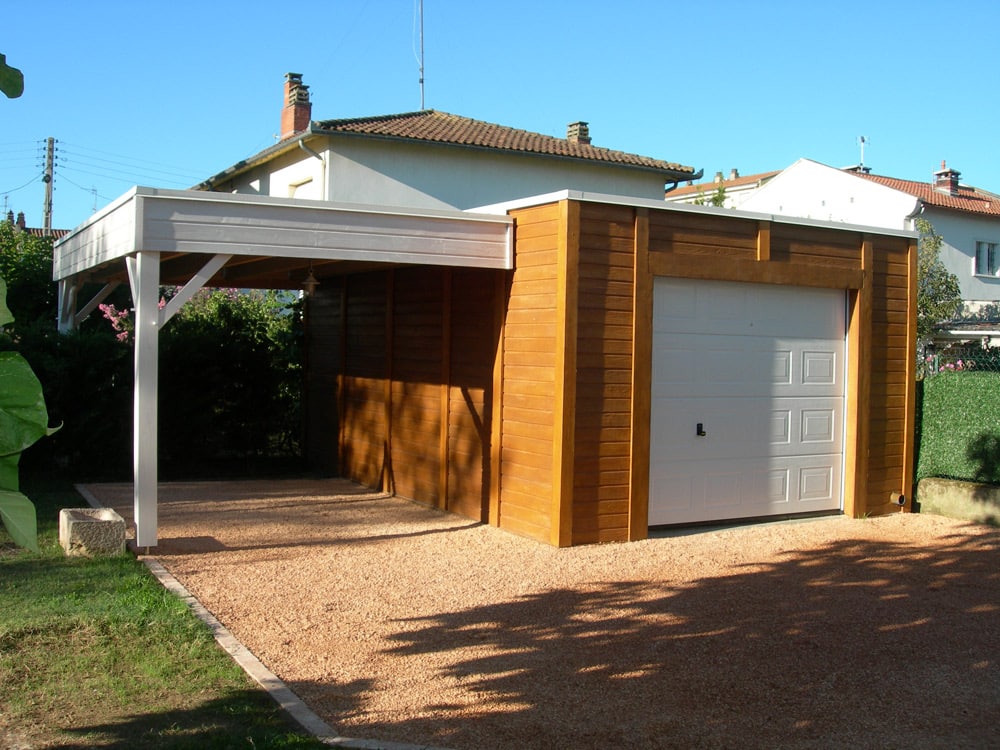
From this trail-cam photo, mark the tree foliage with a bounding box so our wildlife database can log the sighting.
[916,218,963,342]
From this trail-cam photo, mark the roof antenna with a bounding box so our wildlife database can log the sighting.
[858,135,869,171]
[413,0,425,109]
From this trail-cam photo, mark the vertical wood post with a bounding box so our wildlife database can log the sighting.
[629,208,652,541]
[129,251,160,548]
[552,200,579,547]
[902,237,919,507]
[383,270,394,494]
[439,269,452,509]
[489,270,507,527]
[844,237,873,517]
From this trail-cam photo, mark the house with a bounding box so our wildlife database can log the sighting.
[665,168,781,208]
[4,210,70,239]
[196,73,701,210]
[723,158,1000,345]
[52,76,918,548]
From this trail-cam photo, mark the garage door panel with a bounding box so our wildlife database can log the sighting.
[649,454,842,525]
[650,278,846,526]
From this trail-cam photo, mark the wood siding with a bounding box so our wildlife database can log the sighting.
[572,202,637,543]
[498,203,563,542]
[308,266,497,521]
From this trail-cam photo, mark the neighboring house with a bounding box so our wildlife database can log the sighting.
[196,73,702,210]
[4,210,70,239]
[665,168,780,209]
[730,158,1000,346]
[53,75,918,548]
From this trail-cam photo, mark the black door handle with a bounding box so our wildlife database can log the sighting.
[696,423,707,437]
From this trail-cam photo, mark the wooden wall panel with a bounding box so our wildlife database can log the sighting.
[389,267,443,505]
[304,278,344,475]
[447,268,497,521]
[341,272,388,488]
[648,209,757,259]
[864,235,915,515]
[572,202,636,544]
[499,203,563,542]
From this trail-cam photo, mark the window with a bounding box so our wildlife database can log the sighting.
[975,241,999,276]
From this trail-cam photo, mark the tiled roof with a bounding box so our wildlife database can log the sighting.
[855,173,1000,217]
[668,169,780,198]
[313,110,697,176]
[22,227,70,239]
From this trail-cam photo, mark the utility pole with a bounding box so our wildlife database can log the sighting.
[42,137,55,234]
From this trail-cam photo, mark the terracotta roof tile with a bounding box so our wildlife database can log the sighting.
[668,169,780,198]
[314,110,697,176]
[855,173,1000,217]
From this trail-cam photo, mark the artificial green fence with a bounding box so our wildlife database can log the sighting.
[916,371,1000,485]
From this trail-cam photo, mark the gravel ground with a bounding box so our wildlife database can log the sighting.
[83,479,1000,750]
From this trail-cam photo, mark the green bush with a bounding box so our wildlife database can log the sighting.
[916,371,1000,484]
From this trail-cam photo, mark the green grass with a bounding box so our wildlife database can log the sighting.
[0,474,328,749]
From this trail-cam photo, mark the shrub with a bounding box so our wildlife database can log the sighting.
[916,371,1000,484]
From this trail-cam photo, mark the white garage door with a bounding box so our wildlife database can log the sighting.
[649,278,846,526]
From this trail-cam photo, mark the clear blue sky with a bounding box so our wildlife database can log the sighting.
[3,0,997,230]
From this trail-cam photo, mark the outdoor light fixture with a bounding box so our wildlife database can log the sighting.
[302,264,320,296]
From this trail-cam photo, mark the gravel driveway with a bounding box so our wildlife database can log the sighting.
[83,479,1000,750]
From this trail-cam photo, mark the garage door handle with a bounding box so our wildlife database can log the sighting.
[696,423,707,437]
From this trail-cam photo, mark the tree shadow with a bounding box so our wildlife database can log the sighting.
[355,530,1000,749]
[967,431,1000,486]
[36,687,338,749]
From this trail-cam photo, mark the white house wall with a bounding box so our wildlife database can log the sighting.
[922,206,1000,304]
[221,135,669,211]
[740,159,918,230]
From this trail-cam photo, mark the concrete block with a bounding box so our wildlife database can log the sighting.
[916,478,1000,526]
[59,508,127,556]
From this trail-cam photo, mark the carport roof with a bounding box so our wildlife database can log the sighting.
[53,186,513,289]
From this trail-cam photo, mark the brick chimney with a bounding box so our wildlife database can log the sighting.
[281,73,312,140]
[566,121,591,145]
[15,211,25,230]
[933,160,961,196]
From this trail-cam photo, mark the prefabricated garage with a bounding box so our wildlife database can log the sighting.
[54,188,916,547]
[305,192,916,546]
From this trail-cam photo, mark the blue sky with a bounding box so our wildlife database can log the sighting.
[3,0,997,230]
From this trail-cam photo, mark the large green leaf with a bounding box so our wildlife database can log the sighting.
[0,277,12,327]
[0,489,38,552]
[0,54,24,99]
[0,351,54,458]
[0,453,18,493]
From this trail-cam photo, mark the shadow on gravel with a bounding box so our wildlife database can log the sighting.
[356,529,1000,750]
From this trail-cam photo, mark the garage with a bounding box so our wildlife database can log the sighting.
[649,278,847,526]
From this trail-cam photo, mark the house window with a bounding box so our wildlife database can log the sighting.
[975,241,1000,276]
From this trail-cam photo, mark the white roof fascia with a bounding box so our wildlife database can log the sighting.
[473,189,917,240]
[54,187,513,281]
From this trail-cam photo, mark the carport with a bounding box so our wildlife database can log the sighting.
[53,186,512,547]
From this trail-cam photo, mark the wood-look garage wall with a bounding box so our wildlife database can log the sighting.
[500,199,916,546]
[307,197,916,547]
[305,266,498,521]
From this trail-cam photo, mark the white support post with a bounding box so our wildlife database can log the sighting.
[128,251,160,548]
[57,278,80,332]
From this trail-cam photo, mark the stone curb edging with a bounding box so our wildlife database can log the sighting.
[74,484,452,750]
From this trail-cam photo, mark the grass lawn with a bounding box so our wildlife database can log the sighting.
[0,474,328,749]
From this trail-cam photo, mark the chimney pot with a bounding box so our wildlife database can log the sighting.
[714,171,724,184]
[729,168,739,180]
[15,211,25,230]
[281,72,312,140]
[566,121,591,145]
[934,160,961,196]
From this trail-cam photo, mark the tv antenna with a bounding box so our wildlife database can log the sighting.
[858,135,869,169]
[414,0,425,109]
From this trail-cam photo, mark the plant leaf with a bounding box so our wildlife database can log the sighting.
[0,489,38,552]
[0,54,24,99]
[0,351,51,457]
[0,277,12,328]
[0,453,18,493]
